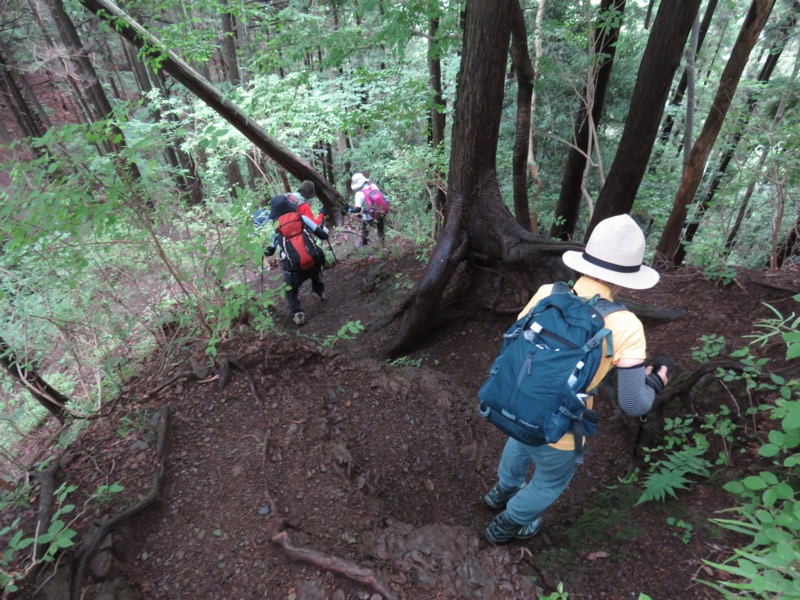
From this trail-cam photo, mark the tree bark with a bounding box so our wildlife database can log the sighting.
[385,0,573,356]
[428,17,447,233]
[509,0,535,232]
[655,0,776,266]
[43,0,141,181]
[0,335,69,424]
[673,2,796,266]
[655,0,719,151]
[80,0,344,210]
[588,0,702,237]
[551,0,626,241]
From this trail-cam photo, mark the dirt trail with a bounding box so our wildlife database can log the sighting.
[12,246,800,599]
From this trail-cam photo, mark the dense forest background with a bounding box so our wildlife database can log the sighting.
[0,0,799,598]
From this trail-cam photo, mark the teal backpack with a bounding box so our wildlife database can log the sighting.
[477,283,625,462]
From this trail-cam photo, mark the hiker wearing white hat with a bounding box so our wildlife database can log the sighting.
[483,214,669,544]
[345,172,389,246]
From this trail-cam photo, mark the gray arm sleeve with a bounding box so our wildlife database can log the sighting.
[616,364,655,417]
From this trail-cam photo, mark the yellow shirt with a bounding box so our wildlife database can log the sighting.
[517,277,647,450]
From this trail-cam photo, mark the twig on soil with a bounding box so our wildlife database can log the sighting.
[271,531,398,600]
[146,366,210,398]
[70,406,172,600]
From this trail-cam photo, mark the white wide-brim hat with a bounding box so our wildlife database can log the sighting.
[351,172,368,190]
[562,214,660,290]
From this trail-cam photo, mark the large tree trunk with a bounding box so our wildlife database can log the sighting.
[588,0,702,236]
[509,0,535,233]
[0,47,50,141]
[384,0,573,357]
[655,0,776,266]
[551,0,626,241]
[80,0,344,211]
[673,2,796,266]
[0,335,69,424]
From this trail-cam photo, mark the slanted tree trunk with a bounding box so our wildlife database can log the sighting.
[509,0,535,232]
[0,335,69,424]
[80,0,345,211]
[655,0,776,266]
[776,216,800,268]
[673,2,796,266]
[0,47,50,141]
[588,0,702,236]
[551,0,626,241]
[43,0,141,181]
[383,0,575,357]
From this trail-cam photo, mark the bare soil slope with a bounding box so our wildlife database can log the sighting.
[11,244,800,600]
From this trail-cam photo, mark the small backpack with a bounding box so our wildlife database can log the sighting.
[477,283,625,462]
[362,183,390,216]
[276,212,325,271]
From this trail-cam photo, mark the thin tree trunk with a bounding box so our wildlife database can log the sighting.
[220,0,241,85]
[428,17,447,233]
[80,0,344,210]
[656,0,777,266]
[682,11,700,173]
[551,0,626,240]
[43,0,141,181]
[655,0,719,151]
[724,36,800,258]
[674,2,797,265]
[509,0,535,232]
[588,0,702,237]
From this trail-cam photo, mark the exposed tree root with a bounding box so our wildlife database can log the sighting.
[146,365,209,398]
[70,406,171,600]
[217,356,263,409]
[271,531,398,600]
[33,462,59,560]
[658,359,744,406]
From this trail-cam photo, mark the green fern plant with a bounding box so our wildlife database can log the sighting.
[637,441,712,504]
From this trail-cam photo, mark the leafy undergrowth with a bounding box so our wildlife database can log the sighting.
[4,245,800,599]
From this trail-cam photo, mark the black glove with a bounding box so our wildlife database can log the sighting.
[645,371,665,394]
[320,207,328,217]
[264,246,276,257]
[347,206,361,214]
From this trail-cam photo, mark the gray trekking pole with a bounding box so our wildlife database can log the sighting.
[260,253,265,293]
[326,239,337,264]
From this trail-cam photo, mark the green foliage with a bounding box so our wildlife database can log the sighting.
[698,306,800,598]
[91,480,125,508]
[319,321,364,348]
[1,481,78,594]
[666,516,694,545]
[691,334,726,362]
[386,353,428,368]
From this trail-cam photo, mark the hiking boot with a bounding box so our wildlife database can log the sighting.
[484,482,522,510]
[313,290,326,301]
[485,512,541,545]
[292,311,306,326]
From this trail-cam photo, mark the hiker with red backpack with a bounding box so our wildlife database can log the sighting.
[288,180,327,226]
[263,195,329,326]
[345,172,390,246]
[480,215,670,544]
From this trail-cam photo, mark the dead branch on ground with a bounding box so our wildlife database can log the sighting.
[271,531,398,600]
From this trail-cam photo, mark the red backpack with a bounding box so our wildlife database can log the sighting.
[276,212,324,271]
[362,183,390,216]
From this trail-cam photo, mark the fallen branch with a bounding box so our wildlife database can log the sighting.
[70,406,171,600]
[146,366,210,398]
[33,462,59,560]
[271,531,398,600]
